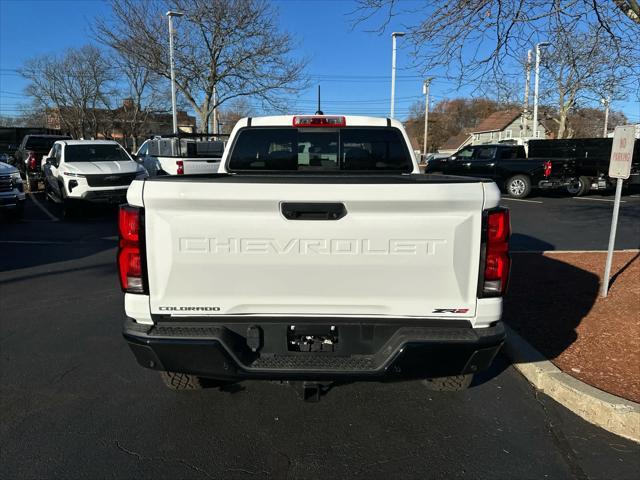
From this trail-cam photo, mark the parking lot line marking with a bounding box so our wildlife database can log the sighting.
[501,198,543,204]
[573,197,626,203]
[28,193,59,221]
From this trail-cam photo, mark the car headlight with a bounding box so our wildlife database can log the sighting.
[63,172,86,178]
[10,172,22,182]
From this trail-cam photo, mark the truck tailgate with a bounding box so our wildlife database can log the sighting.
[142,178,485,319]
[182,157,221,175]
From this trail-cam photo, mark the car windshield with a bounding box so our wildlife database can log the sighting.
[227,127,413,172]
[65,144,131,162]
[25,137,71,150]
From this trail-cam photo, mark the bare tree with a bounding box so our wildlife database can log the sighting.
[96,0,308,133]
[403,97,517,151]
[540,25,636,138]
[217,98,254,134]
[112,48,169,150]
[352,1,640,92]
[565,107,628,137]
[20,45,115,138]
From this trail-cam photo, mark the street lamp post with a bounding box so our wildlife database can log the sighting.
[390,32,405,118]
[521,49,532,138]
[532,41,550,140]
[422,77,433,157]
[167,11,184,135]
[601,96,610,138]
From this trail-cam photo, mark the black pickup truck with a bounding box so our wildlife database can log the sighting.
[14,134,71,191]
[426,144,573,198]
[529,138,640,196]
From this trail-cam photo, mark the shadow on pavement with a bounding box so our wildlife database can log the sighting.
[502,241,600,361]
[0,196,118,273]
[475,234,600,386]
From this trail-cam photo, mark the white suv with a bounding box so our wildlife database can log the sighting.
[43,140,147,216]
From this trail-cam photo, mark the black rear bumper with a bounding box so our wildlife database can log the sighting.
[123,318,505,381]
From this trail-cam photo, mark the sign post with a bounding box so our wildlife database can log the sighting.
[601,125,635,297]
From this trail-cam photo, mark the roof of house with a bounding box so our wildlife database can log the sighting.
[440,132,472,150]
[472,110,521,133]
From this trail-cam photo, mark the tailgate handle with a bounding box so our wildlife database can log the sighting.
[281,202,347,220]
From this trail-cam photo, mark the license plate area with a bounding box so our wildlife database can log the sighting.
[287,325,338,352]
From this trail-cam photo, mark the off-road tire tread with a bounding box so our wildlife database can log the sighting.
[422,374,473,392]
[160,371,204,390]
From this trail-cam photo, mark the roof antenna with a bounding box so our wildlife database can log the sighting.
[315,84,323,115]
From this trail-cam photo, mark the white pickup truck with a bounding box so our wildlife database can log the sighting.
[120,115,509,399]
[135,136,224,177]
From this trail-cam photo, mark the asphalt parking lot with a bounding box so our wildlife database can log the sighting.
[502,190,640,251]
[1,191,639,479]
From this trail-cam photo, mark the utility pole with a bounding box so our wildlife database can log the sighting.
[602,96,610,138]
[422,77,433,157]
[212,86,218,135]
[532,42,550,140]
[522,49,532,138]
[166,11,184,135]
[390,32,405,118]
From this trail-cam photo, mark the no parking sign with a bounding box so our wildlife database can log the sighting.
[602,125,636,297]
[609,126,635,179]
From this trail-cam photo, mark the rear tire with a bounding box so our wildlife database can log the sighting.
[160,371,204,390]
[505,175,532,198]
[422,374,473,392]
[566,176,591,196]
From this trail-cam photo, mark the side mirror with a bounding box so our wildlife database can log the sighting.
[46,157,57,167]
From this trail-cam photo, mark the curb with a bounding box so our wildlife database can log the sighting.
[503,325,640,443]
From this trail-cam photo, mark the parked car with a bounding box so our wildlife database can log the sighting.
[0,160,25,220]
[528,138,640,196]
[135,134,225,176]
[423,152,452,170]
[14,134,72,191]
[43,140,147,217]
[120,114,509,399]
[427,144,574,198]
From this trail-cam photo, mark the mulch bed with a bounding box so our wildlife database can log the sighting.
[504,250,640,403]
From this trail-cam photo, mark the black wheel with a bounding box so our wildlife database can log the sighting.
[505,175,532,198]
[566,176,591,196]
[422,374,473,392]
[160,371,204,390]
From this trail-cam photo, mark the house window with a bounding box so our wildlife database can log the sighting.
[489,132,494,140]
[473,134,479,141]
[504,130,512,139]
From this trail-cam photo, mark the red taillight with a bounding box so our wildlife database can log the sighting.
[482,208,510,296]
[118,205,146,293]
[176,160,184,175]
[27,151,37,171]
[292,116,346,127]
[543,160,552,178]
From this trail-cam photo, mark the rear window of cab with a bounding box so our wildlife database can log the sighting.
[227,127,413,172]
